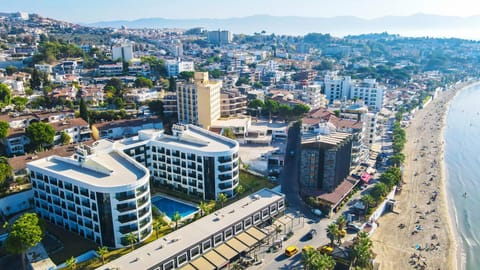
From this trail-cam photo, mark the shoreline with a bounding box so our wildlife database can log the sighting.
[442,81,480,270]
[370,82,475,270]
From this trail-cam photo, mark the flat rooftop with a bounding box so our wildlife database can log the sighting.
[28,145,146,188]
[98,188,284,270]
[302,132,351,147]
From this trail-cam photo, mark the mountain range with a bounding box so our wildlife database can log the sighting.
[86,14,480,39]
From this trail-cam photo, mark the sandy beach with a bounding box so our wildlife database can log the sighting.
[371,84,468,270]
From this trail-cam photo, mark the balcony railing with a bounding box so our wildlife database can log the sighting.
[116,192,135,201]
[118,214,137,224]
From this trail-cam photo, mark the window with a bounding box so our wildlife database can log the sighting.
[244,217,252,229]
[163,260,174,270]
[235,223,243,234]
[214,233,223,246]
[202,239,212,251]
[190,246,200,258]
[253,212,261,224]
[224,228,233,240]
[262,208,269,219]
[270,204,277,214]
[278,200,285,210]
[177,252,187,266]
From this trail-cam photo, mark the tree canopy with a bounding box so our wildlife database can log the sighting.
[25,122,55,150]
[134,77,153,89]
[5,213,44,270]
[0,83,12,108]
[0,120,9,139]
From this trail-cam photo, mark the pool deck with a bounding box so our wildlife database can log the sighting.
[151,193,199,221]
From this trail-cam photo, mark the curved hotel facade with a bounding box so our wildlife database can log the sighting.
[27,141,152,248]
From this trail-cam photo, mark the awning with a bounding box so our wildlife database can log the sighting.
[235,232,258,248]
[190,256,215,270]
[361,172,372,183]
[179,263,197,270]
[214,243,238,260]
[226,237,249,253]
[203,250,228,269]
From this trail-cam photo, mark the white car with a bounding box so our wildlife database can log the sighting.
[312,209,322,216]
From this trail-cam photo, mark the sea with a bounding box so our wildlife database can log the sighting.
[444,83,480,270]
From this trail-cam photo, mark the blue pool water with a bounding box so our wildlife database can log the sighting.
[151,195,198,219]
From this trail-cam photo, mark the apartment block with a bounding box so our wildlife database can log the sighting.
[112,44,134,62]
[118,124,240,200]
[207,30,233,45]
[28,141,152,248]
[177,72,222,129]
[220,90,247,117]
[165,59,194,77]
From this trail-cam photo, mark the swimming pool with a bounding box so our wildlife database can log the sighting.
[151,195,198,219]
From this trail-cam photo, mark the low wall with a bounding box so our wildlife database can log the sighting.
[367,186,397,235]
[0,189,34,216]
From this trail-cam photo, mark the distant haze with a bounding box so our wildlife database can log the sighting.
[87,14,480,40]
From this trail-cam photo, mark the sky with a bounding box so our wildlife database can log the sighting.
[0,0,479,23]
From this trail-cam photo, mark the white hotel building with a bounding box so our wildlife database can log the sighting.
[27,141,152,248]
[118,124,240,201]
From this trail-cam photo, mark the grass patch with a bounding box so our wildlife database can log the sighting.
[239,170,276,193]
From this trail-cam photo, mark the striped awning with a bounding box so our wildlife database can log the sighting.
[203,250,228,268]
[246,227,268,241]
[190,256,215,270]
[179,263,197,270]
[214,243,238,260]
[235,232,258,248]
[226,237,249,253]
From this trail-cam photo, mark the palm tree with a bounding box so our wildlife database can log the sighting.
[302,248,319,270]
[326,223,339,247]
[314,253,336,270]
[217,193,228,208]
[153,219,162,239]
[171,211,182,230]
[65,256,76,270]
[351,231,374,269]
[361,194,375,215]
[199,201,209,217]
[126,233,137,250]
[336,215,347,231]
[97,246,108,265]
[235,184,245,196]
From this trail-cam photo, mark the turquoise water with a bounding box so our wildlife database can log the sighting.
[444,83,480,270]
[151,195,198,219]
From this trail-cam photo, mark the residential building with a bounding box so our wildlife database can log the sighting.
[97,63,123,76]
[177,72,222,129]
[50,118,92,144]
[91,117,163,141]
[165,59,194,77]
[112,44,134,62]
[160,91,178,115]
[118,124,240,200]
[207,30,232,45]
[220,90,247,117]
[301,84,326,110]
[98,188,285,270]
[300,133,353,192]
[125,88,159,103]
[28,141,152,248]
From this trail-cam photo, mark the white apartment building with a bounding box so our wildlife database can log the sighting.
[177,72,222,129]
[301,84,326,110]
[112,44,134,62]
[324,74,385,111]
[118,124,240,201]
[97,63,123,76]
[165,59,194,77]
[363,112,378,147]
[28,141,152,248]
[207,30,232,45]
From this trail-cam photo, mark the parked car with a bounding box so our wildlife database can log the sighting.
[347,223,362,232]
[312,209,322,216]
[285,245,299,257]
[306,229,317,239]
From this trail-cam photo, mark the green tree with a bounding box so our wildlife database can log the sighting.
[315,253,336,270]
[134,77,153,88]
[25,122,55,151]
[351,231,374,270]
[217,193,228,208]
[5,213,44,270]
[178,71,194,80]
[336,215,347,231]
[235,184,245,196]
[126,233,137,250]
[0,157,13,185]
[302,248,319,270]
[153,219,162,239]
[0,83,12,108]
[97,246,108,265]
[326,223,339,247]
[264,99,279,120]
[388,153,405,167]
[5,65,18,76]
[60,131,71,145]
[65,256,76,270]
[0,120,9,139]
[248,99,264,109]
[222,128,236,139]
[11,96,28,110]
[148,100,163,117]
[292,104,310,117]
[370,182,389,202]
[29,69,43,91]
[361,194,375,214]
[171,211,182,230]
[199,201,210,217]
[79,98,88,122]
